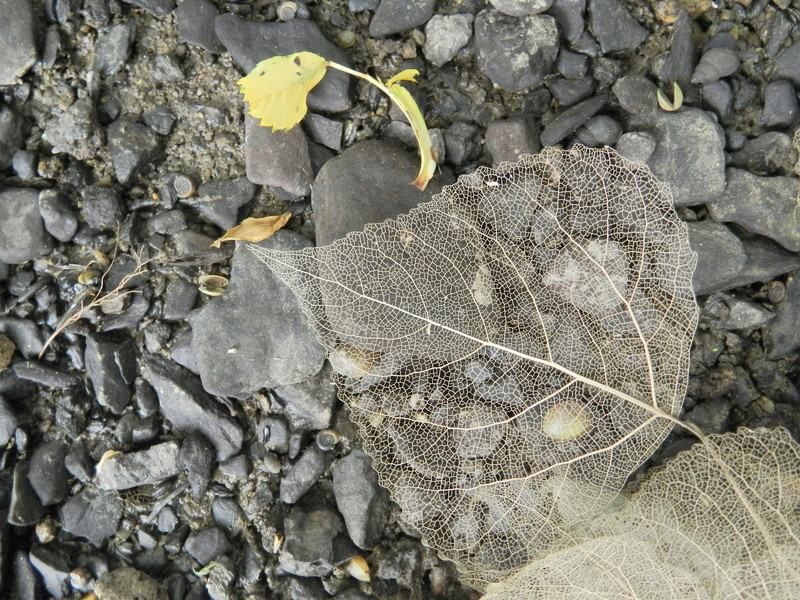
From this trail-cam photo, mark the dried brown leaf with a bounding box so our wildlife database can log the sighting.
[212,213,291,248]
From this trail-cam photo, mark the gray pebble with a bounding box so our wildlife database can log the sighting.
[540,94,606,147]
[218,454,250,478]
[147,209,187,235]
[0,188,53,265]
[423,13,474,67]
[0,318,43,358]
[11,150,37,179]
[211,497,245,534]
[96,440,181,490]
[38,190,77,243]
[761,80,798,129]
[0,105,30,169]
[548,76,595,107]
[332,447,389,549]
[0,0,37,85]
[81,185,124,231]
[244,114,312,197]
[369,0,436,37]
[279,507,343,577]
[772,40,800,87]
[765,272,800,359]
[729,132,796,176]
[691,47,740,84]
[182,177,256,230]
[614,131,656,163]
[176,0,225,53]
[94,568,167,600]
[178,432,216,499]
[157,507,178,533]
[685,398,730,434]
[279,446,333,504]
[13,360,81,388]
[94,22,135,77]
[272,362,338,431]
[663,10,696,85]
[141,355,243,461]
[42,98,103,161]
[143,105,176,135]
[474,8,559,92]
[576,114,622,147]
[85,334,135,414]
[490,0,553,16]
[60,488,122,546]
[163,277,197,321]
[443,121,480,165]
[589,0,647,54]
[702,80,732,121]
[556,49,588,79]
[8,460,45,526]
[548,0,586,43]
[349,0,379,9]
[27,441,69,506]
[106,120,162,186]
[0,395,17,446]
[65,442,94,482]
[612,74,657,115]
[121,0,176,16]
[184,527,230,564]
[260,415,290,455]
[303,113,343,151]
[485,115,540,165]
[152,53,184,83]
[687,221,747,296]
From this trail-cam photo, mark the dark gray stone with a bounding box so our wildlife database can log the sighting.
[85,334,135,414]
[218,454,250,478]
[152,53,184,83]
[43,98,104,160]
[81,185,124,231]
[0,189,53,264]
[273,362,338,431]
[332,447,389,549]
[0,0,36,85]
[0,104,30,169]
[8,460,45,526]
[94,22,135,77]
[474,8,559,92]
[540,95,606,147]
[184,527,230,564]
[121,0,176,15]
[576,114,622,147]
[349,0,380,9]
[28,546,69,599]
[190,233,325,397]
[177,0,224,53]
[685,399,731,434]
[548,76,595,107]
[588,0,647,53]
[38,190,78,243]
[0,396,16,446]
[629,108,726,206]
[260,415,290,454]
[423,13,473,67]
[182,177,257,230]
[663,10,695,85]
[729,132,796,176]
[0,319,43,358]
[279,507,343,577]
[279,446,333,504]
[765,271,800,359]
[244,114,312,197]
[612,74,657,115]
[107,120,162,186]
[141,355,243,461]
[773,39,800,87]
[615,131,656,163]
[485,115,540,165]
[179,432,215,499]
[65,442,93,482]
[687,221,746,296]
[163,277,197,321]
[147,209,187,235]
[211,497,244,534]
[60,488,122,546]
[691,47,739,84]
[27,441,69,505]
[548,0,586,43]
[143,105,176,135]
[443,121,481,165]
[303,113,343,152]
[712,296,774,332]
[369,0,436,37]
[762,80,799,129]
[215,13,351,113]
[556,49,588,79]
[312,140,446,246]
[12,549,39,600]
[13,360,81,388]
[97,440,181,490]
[708,169,800,252]
[490,0,553,16]
[702,80,732,121]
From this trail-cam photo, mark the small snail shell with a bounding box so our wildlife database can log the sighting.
[277,1,297,21]
[173,173,197,198]
[316,429,341,451]
[542,401,594,441]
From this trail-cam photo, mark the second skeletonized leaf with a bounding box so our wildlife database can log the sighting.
[251,146,699,589]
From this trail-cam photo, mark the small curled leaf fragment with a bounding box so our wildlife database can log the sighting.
[198,274,229,297]
[237,52,329,130]
[212,213,292,248]
[192,561,218,577]
[657,82,684,111]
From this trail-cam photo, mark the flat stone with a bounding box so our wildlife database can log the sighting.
[163,277,198,321]
[0,0,36,85]
[762,80,799,129]
[80,185,125,231]
[96,440,181,490]
[279,446,333,504]
[0,396,17,446]
[244,114,312,197]
[423,13,473,67]
[540,95,607,147]
[94,22,135,77]
[303,113,343,152]
[728,132,796,176]
[141,355,243,461]
[42,98,104,161]
[182,177,257,229]
[38,190,78,243]
[663,10,696,85]
[312,139,446,246]
[184,527,230,564]
[0,189,53,265]
[708,169,800,252]
[106,120,162,186]
[179,432,216,499]
[0,319,42,358]
[369,0,436,37]
[490,0,553,16]
[279,507,343,577]
[474,8,559,92]
[176,0,224,53]
[687,221,746,296]
[13,360,81,388]
[485,115,541,165]
[773,39,800,87]
[60,488,122,546]
[121,0,176,16]
[272,362,338,431]
[190,233,325,397]
[8,460,45,526]
[215,13,351,113]
[332,447,389,549]
[85,334,135,414]
[27,441,69,505]
[588,0,647,53]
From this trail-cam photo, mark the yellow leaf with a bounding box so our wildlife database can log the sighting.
[657,82,684,112]
[212,213,292,248]
[237,52,329,131]
[386,78,437,190]
[385,68,419,87]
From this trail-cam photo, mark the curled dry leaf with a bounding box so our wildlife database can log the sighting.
[211,213,292,248]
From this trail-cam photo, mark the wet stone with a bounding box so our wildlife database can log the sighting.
[27,440,69,505]
[244,114,312,197]
[0,0,37,85]
[106,120,162,186]
[177,0,224,53]
[0,396,17,446]
[279,507,343,577]
[94,22,135,77]
[97,440,181,490]
[184,527,230,565]
[38,190,78,243]
[60,488,122,546]
[485,115,541,165]
[423,13,474,67]
[589,0,647,53]
[474,8,559,92]
[332,447,389,549]
[141,355,243,461]
[369,0,436,37]
[85,334,135,414]
[182,177,257,229]
[279,446,333,504]
[0,188,54,265]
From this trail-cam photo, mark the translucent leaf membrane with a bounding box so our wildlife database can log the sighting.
[251,146,699,588]
[482,428,800,600]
